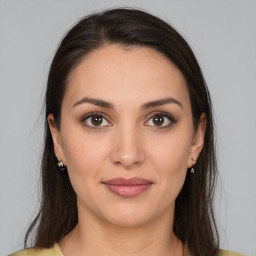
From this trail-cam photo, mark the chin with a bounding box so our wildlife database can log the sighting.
[103,212,152,228]
[96,201,165,228]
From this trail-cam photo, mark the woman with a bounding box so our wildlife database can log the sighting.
[10,8,243,256]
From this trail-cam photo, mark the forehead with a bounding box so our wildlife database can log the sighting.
[64,44,190,109]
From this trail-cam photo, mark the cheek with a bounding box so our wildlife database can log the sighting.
[149,130,192,172]
[147,127,193,197]
[60,128,111,207]
[61,132,109,176]
[59,118,111,185]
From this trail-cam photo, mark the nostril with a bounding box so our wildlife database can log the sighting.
[111,149,145,169]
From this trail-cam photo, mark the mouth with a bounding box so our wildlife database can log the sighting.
[102,177,153,198]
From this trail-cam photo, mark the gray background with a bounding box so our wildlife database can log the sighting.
[0,0,255,255]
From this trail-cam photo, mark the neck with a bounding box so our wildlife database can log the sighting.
[59,206,183,256]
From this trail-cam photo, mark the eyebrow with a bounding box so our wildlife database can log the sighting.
[73,97,183,109]
[73,97,114,109]
[141,97,183,110]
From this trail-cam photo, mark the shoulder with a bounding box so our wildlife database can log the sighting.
[9,248,54,256]
[9,243,63,256]
[220,249,245,256]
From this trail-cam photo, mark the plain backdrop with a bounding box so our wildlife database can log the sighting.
[0,0,255,255]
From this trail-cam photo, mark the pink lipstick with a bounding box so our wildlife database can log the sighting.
[103,177,153,198]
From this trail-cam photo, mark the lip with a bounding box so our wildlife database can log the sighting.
[102,177,153,198]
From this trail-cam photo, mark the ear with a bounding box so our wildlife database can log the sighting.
[188,113,206,168]
[47,114,66,164]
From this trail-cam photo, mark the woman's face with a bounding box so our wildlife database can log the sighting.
[49,45,205,227]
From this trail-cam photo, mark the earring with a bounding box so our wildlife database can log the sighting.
[191,157,196,173]
[56,156,66,171]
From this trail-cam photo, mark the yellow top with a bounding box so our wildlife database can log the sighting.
[9,243,63,256]
[9,243,245,256]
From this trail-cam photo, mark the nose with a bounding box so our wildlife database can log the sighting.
[110,124,145,169]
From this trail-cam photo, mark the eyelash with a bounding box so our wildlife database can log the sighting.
[80,112,111,130]
[80,111,176,129]
[145,111,177,128]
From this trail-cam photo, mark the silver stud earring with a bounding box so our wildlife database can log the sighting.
[56,156,66,171]
[191,157,196,173]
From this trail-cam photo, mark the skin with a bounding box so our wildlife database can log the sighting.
[48,45,206,256]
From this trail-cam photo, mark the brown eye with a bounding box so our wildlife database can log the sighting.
[91,115,103,126]
[145,112,175,128]
[82,113,111,128]
[153,115,164,126]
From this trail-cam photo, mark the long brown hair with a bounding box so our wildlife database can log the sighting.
[25,8,219,256]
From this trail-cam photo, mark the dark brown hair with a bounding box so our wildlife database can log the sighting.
[25,8,219,256]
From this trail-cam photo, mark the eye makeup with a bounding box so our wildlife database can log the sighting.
[80,112,112,130]
[144,111,177,129]
[80,110,177,130]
